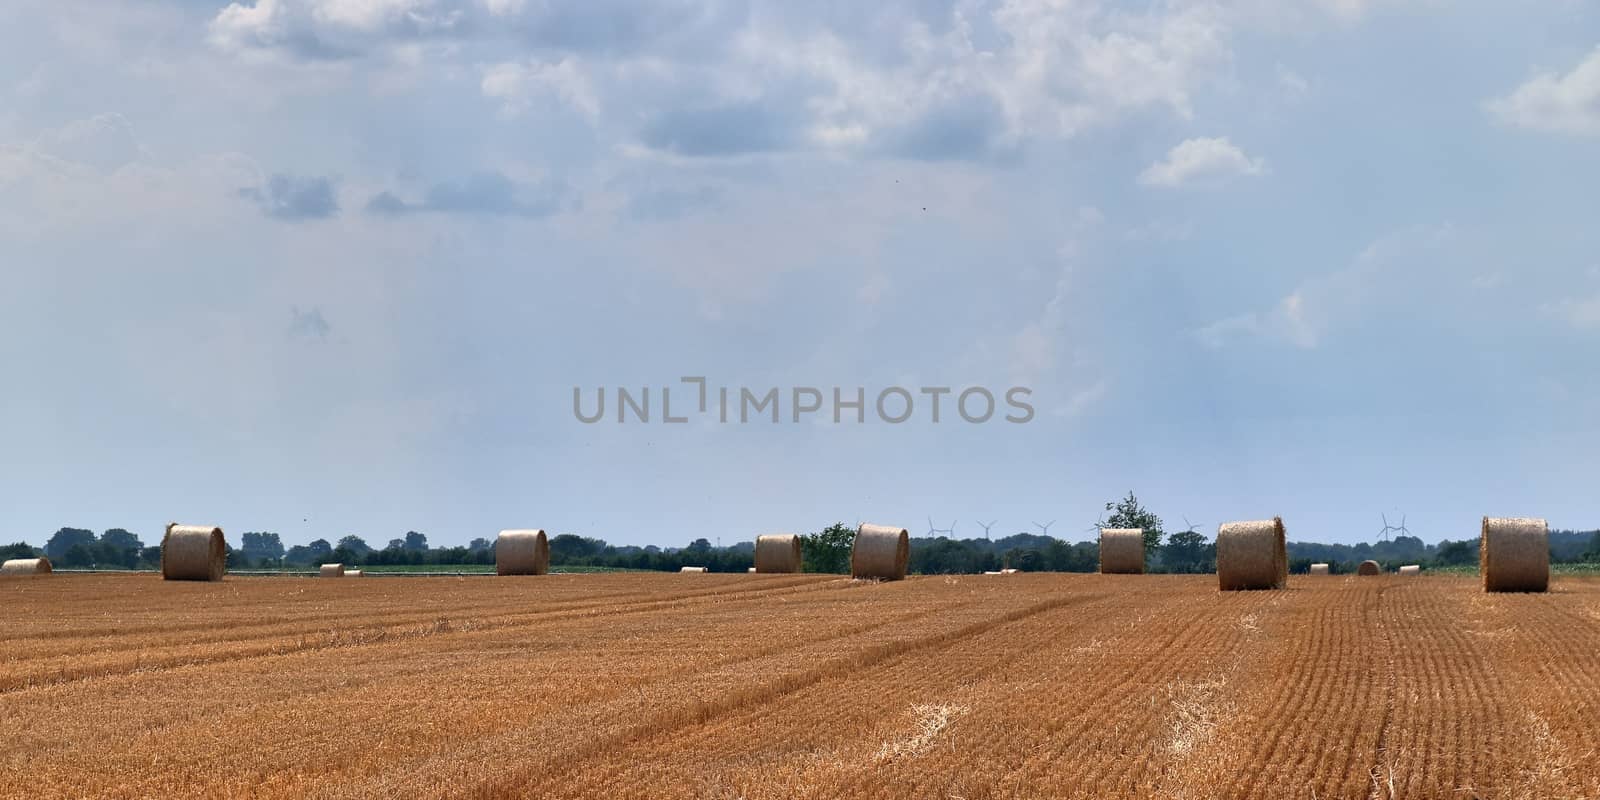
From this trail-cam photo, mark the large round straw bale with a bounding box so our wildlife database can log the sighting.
[161,524,227,581]
[1357,560,1381,576]
[1,557,52,576]
[1398,565,1420,576]
[345,569,363,578]
[495,529,549,576]
[1309,563,1330,576]
[753,533,802,573]
[680,566,708,573]
[1481,517,1548,592]
[851,523,909,580]
[1216,517,1287,591]
[1099,528,1145,574]
[320,563,345,578]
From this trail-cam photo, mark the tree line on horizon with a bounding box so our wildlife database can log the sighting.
[8,494,1600,574]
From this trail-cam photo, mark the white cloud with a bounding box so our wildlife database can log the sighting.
[1276,64,1309,98]
[1194,225,1459,349]
[1138,137,1265,187]
[1541,293,1600,329]
[1486,47,1600,136]
[481,57,600,120]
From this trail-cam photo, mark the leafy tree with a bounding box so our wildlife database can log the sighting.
[45,528,96,560]
[468,537,491,551]
[240,532,285,561]
[337,535,372,557]
[800,523,854,573]
[403,531,428,551]
[1584,532,1600,563]
[385,538,405,551]
[284,545,318,565]
[1162,528,1214,574]
[308,539,333,557]
[1097,491,1165,568]
[1435,539,1476,566]
[549,534,605,564]
[1,542,38,559]
[100,528,143,550]
[61,543,95,568]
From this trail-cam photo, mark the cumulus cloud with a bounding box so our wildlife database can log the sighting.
[1138,137,1266,187]
[1486,47,1600,136]
[1195,225,1459,349]
[238,173,339,220]
[210,1,1236,163]
[637,102,801,158]
[365,171,570,217]
[209,0,467,60]
[36,113,142,173]
[480,57,599,119]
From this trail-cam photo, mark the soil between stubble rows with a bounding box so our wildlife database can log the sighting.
[3,573,1599,799]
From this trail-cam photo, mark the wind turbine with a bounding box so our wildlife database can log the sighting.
[976,520,997,540]
[1032,520,1056,537]
[1379,513,1408,543]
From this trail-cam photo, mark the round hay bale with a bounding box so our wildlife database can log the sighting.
[161,524,227,582]
[1308,563,1330,576]
[1357,560,1381,576]
[983,570,1003,575]
[747,567,756,573]
[1398,565,1420,576]
[851,523,909,580]
[1216,517,1287,591]
[319,563,345,578]
[1099,528,1145,574]
[1481,517,1548,592]
[680,566,708,573]
[753,533,802,573]
[1,557,52,576]
[345,569,364,578]
[1000,568,1019,575]
[495,529,549,576]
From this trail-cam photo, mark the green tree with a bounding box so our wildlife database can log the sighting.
[403,531,429,551]
[801,523,854,574]
[0,542,38,560]
[45,528,96,561]
[1097,491,1165,568]
[240,532,285,562]
[1435,539,1476,566]
[1582,532,1600,563]
[337,535,372,557]
[1162,528,1213,573]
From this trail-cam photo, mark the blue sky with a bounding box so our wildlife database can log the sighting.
[2,0,1598,549]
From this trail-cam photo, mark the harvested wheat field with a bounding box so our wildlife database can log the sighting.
[4,573,1600,799]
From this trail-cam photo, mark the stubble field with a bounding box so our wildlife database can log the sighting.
[4,572,1599,799]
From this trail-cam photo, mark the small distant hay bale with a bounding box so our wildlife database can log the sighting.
[680,566,709,573]
[345,569,364,578]
[1216,517,1287,591]
[320,563,345,578]
[753,533,802,573]
[1357,560,1381,576]
[747,567,756,573]
[1398,565,1420,576]
[495,529,549,576]
[983,570,1003,575]
[1,557,51,576]
[1099,528,1145,574]
[1481,517,1548,592]
[851,523,909,580]
[1309,563,1330,576]
[1000,568,1019,575]
[161,523,227,582]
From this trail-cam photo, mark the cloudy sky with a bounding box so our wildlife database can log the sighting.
[3,0,1598,549]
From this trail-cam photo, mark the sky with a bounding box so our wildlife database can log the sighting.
[2,0,1599,550]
